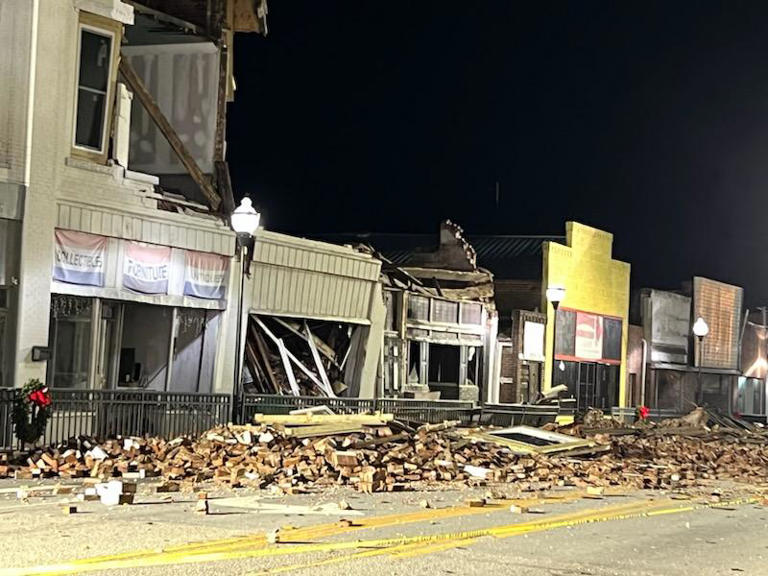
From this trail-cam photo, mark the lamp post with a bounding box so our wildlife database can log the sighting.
[692,316,709,404]
[546,286,566,394]
[230,197,261,422]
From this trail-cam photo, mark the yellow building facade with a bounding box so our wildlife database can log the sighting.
[542,222,631,409]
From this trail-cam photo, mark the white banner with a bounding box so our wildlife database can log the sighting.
[184,251,228,300]
[123,242,171,294]
[53,230,106,287]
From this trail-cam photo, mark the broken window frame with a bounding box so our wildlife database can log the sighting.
[71,12,122,164]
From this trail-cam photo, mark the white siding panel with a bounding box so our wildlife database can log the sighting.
[55,202,234,255]
[247,231,382,324]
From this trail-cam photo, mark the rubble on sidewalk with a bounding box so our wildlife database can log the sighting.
[0,408,767,495]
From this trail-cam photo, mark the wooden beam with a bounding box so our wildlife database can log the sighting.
[214,34,229,161]
[272,317,338,366]
[399,267,492,284]
[250,322,280,394]
[276,339,300,396]
[215,160,236,218]
[118,58,222,210]
[254,316,317,396]
[305,322,335,397]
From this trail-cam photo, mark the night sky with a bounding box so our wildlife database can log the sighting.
[227,2,768,305]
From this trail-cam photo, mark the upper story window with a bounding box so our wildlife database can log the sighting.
[72,13,121,162]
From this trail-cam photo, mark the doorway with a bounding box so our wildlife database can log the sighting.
[428,343,460,399]
[558,360,619,410]
[576,362,619,410]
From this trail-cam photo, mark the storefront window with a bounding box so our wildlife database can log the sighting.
[170,309,220,393]
[96,302,120,388]
[1,219,20,388]
[553,361,618,410]
[48,296,93,388]
[0,290,7,388]
[736,377,766,416]
[428,343,460,399]
[118,303,172,389]
[656,370,684,410]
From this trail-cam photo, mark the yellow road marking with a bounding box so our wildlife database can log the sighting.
[243,496,759,575]
[4,496,756,576]
[64,491,592,566]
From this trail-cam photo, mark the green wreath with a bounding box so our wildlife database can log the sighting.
[12,379,52,446]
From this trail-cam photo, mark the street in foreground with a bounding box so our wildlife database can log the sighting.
[0,480,766,576]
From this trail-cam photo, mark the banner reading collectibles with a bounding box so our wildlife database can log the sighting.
[53,230,107,287]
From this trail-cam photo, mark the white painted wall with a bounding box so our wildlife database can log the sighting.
[9,0,237,389]
[0,0,33,182]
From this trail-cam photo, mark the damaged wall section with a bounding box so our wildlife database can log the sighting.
[243,230,385,398]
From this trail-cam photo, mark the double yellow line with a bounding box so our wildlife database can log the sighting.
[1,495,756,576]
[246,496,758,575]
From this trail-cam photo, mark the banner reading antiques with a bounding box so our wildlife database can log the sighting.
[53,229,107,287]
[184,250,228,300]
[123,242,171,294]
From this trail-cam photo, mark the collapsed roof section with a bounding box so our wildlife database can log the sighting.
[117,1,268,218]
[347,221,495,308]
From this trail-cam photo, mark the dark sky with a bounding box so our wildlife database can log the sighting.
[227,2,768,305]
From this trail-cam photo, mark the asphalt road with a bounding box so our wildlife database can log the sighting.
[0,479,766,576]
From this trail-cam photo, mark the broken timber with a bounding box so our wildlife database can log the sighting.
[118,59,222,210]
[471,425,606,457]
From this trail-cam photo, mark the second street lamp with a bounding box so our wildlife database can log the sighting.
[231,197,261,421]
[692,316,709,404]
[546,286,566,398]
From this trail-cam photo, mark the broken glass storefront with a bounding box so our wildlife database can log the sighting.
[645,367,735,413]
[381,292,488,401]
[48,295,221,392]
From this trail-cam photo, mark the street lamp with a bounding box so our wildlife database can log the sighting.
[231,197,261,421]
[546,286,566,395]
[692,316,709,404]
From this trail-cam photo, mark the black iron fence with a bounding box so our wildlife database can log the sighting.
[47,389,231,444]
[610,406,683,423]
[240,394,477,425]
[0,386,628,452]
[0,388,231,450]
[480,403,560,427]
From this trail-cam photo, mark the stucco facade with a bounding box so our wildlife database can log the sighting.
[542,222,631,408]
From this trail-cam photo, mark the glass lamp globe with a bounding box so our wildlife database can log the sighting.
[231,197,261,236]
[692,317,709,338]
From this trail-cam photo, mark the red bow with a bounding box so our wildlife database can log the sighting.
[638,405,650,420]
[28,388,51,407]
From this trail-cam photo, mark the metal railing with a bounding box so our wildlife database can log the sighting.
[376,398,477,425]
[240,395,376,422]
[2,387,681,452]
[240,394,477,425]
[44,389,231,444]
[611,406,683,423]
[480,403,560,427]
